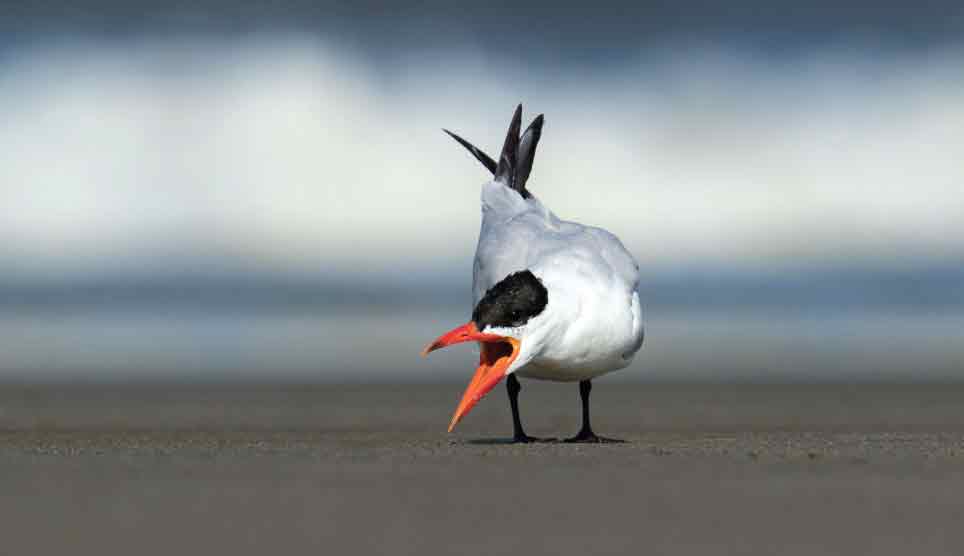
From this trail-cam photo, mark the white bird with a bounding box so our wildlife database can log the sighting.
[423,105,644,443]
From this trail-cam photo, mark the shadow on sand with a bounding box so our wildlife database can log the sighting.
[463,436,628,445]
[464,437,559,445]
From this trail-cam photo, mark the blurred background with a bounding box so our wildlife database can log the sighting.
[1,1,962,383]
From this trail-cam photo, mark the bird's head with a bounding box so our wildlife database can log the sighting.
[422,270,549,432]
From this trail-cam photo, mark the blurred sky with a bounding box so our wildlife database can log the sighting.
[1,1,962,380]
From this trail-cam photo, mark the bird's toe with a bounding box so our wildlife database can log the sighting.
[513,434,557,444]
[564,430,625,444]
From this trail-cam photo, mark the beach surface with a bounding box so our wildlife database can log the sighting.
[3,382,964,555]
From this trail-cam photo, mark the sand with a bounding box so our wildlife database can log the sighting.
[2,382,964,555]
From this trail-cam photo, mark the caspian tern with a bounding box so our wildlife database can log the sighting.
[423,105,645,443]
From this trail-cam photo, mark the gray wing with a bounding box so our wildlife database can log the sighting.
[473,196,639,306]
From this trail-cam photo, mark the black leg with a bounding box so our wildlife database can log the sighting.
[565,380,624,443]
[506,375,553,443]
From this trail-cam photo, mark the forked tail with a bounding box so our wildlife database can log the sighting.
[443,104,543,199]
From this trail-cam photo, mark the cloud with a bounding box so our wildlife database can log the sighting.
[1,36,962,278]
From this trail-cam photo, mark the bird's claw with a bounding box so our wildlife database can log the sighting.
[563,430,625,444]
[513,434,557,444]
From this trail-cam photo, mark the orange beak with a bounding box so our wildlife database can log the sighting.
[422,321,521,432]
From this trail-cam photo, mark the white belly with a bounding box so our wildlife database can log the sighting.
[516,353,633,382]
[515,290,644,382]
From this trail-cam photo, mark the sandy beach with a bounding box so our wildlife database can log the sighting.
[3,382,964,555]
